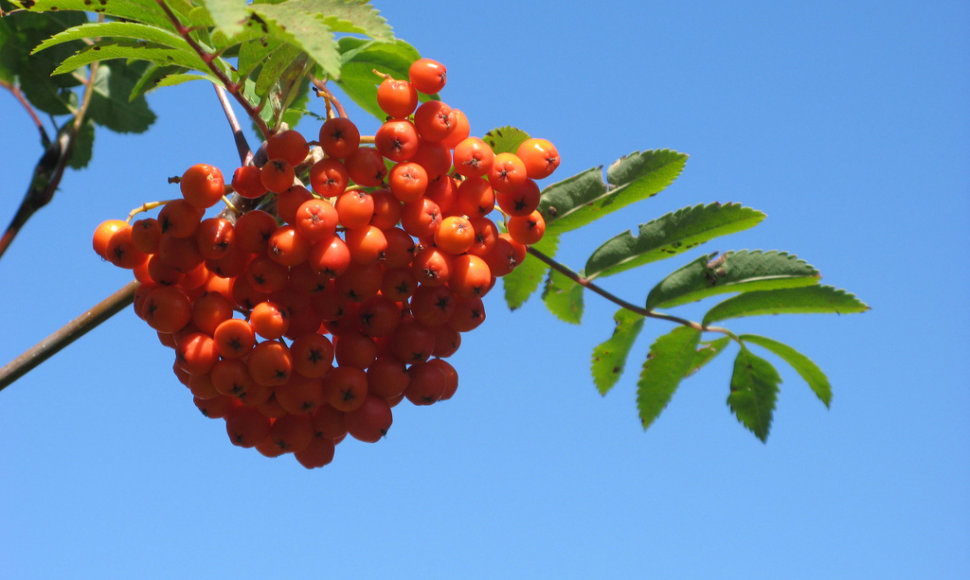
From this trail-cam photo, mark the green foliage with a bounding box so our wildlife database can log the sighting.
[583,203,765,280]
[483,126,530,155]
[728,348,782,442]
[739,334,832,407]
[703,285,869,324]
[542,268,584,324]
[334,37,423,120]
[540,149,687,235]
[645,250,820,310]
[0,0,868,445]
[636,327,701,430]
[591,309,645,395]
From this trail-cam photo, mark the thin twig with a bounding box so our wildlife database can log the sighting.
[213,84,254,166]
[1,79,51,146]
[526,246,733,335]
[0,280,139,392]
[155,0,270,138]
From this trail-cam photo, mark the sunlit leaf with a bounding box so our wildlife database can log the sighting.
[727,347,781,442]
[591,308,645,395]
[539,150,687,235]
[482,126,530,156]
[740,334,831,407]
[52,40,208,76]
[584,203,765,280]
[702,285,869,324]
[501,233,558,310]
[335,37,422,120]
[636,326,701,430]
[645,250,820,310]
[685,336,732,377]
[542,268,583,324]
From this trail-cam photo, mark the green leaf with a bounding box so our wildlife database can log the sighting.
[645,250,821,310]
[539,149,687,235]
[541,268,583,324]
[482,126,530,156]
[1,8,87,114]
[739,334,831,407]
[312,0,392,41]
[52,40,208,76]
[703,285,870,325]
[636,326,701,430]
[199,0,250,38]
[591,308,646,395]
[237,36,283,80]
[66,118,95,169]
[686,336,732,377]
[254,42,303,95]
[727,347,781,442]
[31,21,191,53]
[10,0,172,29]
[335,37,422,120]
[87,60,157,133]
[584,203,766,280]
[501,232,559,310]
[249,1,341,78]
[129,64,209,99]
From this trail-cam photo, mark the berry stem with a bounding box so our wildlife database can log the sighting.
[127,199,178,222]
[155,0,271,139]
[311,78,348,119]
[525,246,734,337]
[0,280,139,392]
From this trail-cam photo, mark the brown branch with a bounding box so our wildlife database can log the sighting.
[0,280,139,392]
[155,0,270,139]
[213,84,253,166]
[525,246,734,336]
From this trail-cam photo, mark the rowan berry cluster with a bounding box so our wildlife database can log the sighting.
[92,58,560,468]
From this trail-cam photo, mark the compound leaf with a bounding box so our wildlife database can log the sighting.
[645,250,820,310]
[728,347,781,442]
[591,308,646,395]
[584,203,765,280]
[703,285,871,324]
[636,326,701,430]
[740,334,831,407]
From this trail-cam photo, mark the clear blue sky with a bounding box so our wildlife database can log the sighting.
[1,1,968,578]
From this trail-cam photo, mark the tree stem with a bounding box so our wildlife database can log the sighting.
[0,280,139,393]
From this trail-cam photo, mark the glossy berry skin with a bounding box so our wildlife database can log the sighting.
[180,163,225,209]
[408,58,447,94]
[376,77,418,118]
[516,138,561,179]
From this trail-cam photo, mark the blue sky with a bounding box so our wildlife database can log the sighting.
[1,1,968,578]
